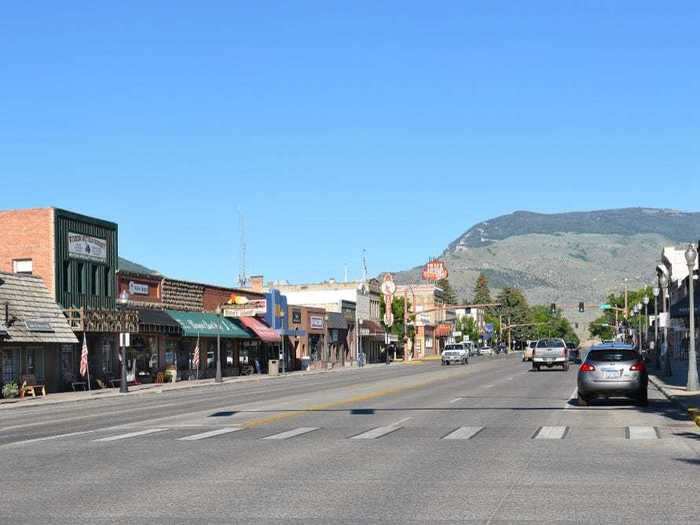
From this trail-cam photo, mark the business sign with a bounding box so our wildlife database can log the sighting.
[658,312,671,328]
[128,281,149,295]
[485,323,494,334]
[356,292,371,321]
[223,299,267,318]
[421,259,448,281]
[309,315,325,330]
[292,309,302,324]
[68,233,107,262]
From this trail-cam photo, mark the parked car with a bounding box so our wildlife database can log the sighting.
[523,340,537,362]
[577,343,648,406]
[463,341,477,356]
[532,338,568,371]
[441,344,469,366]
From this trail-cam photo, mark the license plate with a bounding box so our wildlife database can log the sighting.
[545,358,553,362]
[602,369,619,379]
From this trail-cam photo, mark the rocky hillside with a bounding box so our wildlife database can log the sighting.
[393,208,700,335]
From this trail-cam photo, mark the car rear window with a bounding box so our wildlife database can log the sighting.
[537,339,564,348]
[588,350,639,362]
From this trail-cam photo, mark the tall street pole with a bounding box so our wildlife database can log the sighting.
[653,287,660,369]
[685,244,698,391]
[215,307,222,383]
[120,342,128,393]
[660,273,672,377]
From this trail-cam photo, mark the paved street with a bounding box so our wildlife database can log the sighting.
[1,353,699,524]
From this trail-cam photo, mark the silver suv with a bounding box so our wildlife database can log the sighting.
[577,343,648,406]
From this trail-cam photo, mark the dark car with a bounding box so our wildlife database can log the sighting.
[566,342,580,363]
[577,343,648,406]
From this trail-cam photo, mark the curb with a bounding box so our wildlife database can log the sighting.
[648,374,699,426]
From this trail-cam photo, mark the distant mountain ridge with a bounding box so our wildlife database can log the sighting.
[449,208,700,250]
[393,208,700,337]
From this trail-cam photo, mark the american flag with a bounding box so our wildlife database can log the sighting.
[192,335,200,369]
[79,334,89,377]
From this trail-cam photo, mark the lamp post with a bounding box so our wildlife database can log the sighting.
[660,272,672,377]
[684,244,698,392]
[215,306,223,383]
[636,302,643,351]
[116,291,129,393]
[653,287,660,368]
[643,296,649,358]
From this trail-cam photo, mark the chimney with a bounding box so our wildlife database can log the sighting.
[249,275,264,292]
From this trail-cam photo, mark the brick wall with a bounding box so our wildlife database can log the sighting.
[0,208,55,293]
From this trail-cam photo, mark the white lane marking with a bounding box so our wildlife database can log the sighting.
[178,427,242,441]
[449,398,462,404]
[93,428,168,442]
[442,426,483,440]
[352,417,412,440]
[627,426,659,440]
[564,386,579,409]
[263,427,319,440]
[534,426,568,439]
[484,384,494,389]
[0,430,97,448]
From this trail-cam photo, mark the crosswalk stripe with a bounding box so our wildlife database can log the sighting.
[93,428,168,442]
[627,426,658,440]
[351,418,411,440]
[263,427,319,440]
[442,426,483,440]
[178,427,242,441]
[534,426,568,439]
[1,430,97,448]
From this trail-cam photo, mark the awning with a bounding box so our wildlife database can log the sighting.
[435,323,452,337]
[360,319,384,336]
[165,310,250,339]
[137,309,181,335]
[238,316,281,344]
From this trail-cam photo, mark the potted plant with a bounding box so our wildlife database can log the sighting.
[2,381,19,399]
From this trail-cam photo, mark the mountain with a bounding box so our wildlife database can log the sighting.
[393,208,700,336]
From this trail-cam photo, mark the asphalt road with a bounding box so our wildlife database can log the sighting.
[1,353,699,524]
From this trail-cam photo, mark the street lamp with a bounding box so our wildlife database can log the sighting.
[659,272,672,377]
[636,302,643,350]
[215,306,223,383]
[684,244,698,391]
[116,291,129,393]
[653,287,660,368]
[643,296,649,357]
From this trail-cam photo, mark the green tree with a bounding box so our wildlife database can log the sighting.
[496,287,531,342]
[437,277,458,305]
[472,273,492,306]
[380,295,414,339]
[587,286,653,341]
[455,316,479,344]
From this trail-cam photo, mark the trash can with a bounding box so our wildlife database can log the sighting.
[268,359,279,376]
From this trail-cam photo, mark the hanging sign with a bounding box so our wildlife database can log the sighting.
[421,259,448,281]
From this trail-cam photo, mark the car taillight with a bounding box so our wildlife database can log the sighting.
[579,362,595,372]
[630,361,646,372]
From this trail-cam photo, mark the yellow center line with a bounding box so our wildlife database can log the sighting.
[241,371,457,429]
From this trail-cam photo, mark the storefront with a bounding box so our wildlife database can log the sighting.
[326,312,349,367]
[286,306,325,370]
[165,310,251,380]
[360,319,384,363]
[124,309,182,383]
[237,316,282,372]
[0,272,79,394]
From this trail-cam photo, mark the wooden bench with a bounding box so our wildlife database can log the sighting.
[20,375,46,398]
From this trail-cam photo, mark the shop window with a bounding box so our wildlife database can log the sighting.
[2,349,19,383]
[63,261,71,292]
[12,259,32,274]
[91,265,99,295]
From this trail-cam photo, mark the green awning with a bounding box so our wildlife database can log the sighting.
[165,310,251,339]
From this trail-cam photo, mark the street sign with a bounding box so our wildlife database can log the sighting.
[119,332,130,347]
[485,323,494,334]
[599,304,612,310]
[453,330,462,337]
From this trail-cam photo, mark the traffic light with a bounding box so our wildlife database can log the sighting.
[550,303,556,315]
[578,302,585,313]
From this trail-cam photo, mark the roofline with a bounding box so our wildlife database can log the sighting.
[53,207,118,230]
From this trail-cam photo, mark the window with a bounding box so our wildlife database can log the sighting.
[91,265,99,295]
[588,350,639,362]
[537,339,565,348]
[103,267,111,297]
[12,259,32,274]
[63,261,71,292]
[78,263,86,294]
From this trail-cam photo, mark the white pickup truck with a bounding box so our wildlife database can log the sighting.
[532,338,569,371]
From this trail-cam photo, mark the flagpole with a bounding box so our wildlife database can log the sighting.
[86,336,91,393]
[196,333,200,381]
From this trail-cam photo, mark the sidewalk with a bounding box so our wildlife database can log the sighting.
[648,357,700,426]
[0,361,409,410]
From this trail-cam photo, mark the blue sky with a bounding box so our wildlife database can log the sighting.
[1,1,698,286]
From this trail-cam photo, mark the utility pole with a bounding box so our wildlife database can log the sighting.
[624,278,629,318]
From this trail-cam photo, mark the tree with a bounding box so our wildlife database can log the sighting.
[472,273,492,306]
[455,316,479,344]
[530,305,580,345]
[587,285,653,341]
[437,277,457,305]
[496,287,531,342]
[380,295,414,339]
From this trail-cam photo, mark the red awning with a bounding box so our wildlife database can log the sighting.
[239,317,281,344]
[435,323,452,337]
